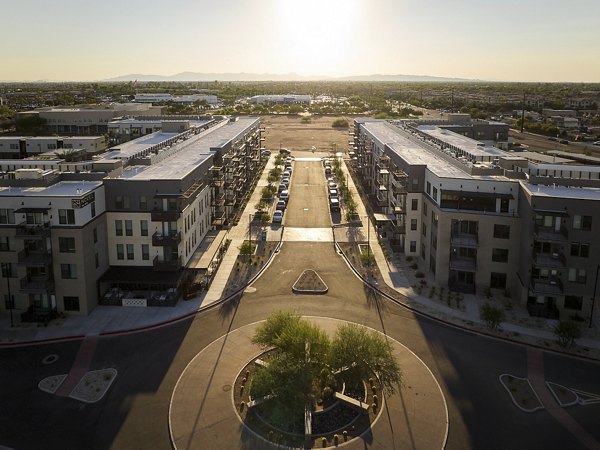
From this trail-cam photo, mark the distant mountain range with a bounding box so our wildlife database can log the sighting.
[104,72,475,83]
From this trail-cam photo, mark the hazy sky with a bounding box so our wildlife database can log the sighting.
[1,0,599,82]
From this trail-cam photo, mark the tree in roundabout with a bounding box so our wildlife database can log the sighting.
[245,311,402,444]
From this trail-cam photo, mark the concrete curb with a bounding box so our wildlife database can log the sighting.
[334,240,600,363]
[0,239,284,348]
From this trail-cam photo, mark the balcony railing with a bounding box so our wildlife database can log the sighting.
[532,251,566,269]
[15,222,51,239]
[152,231,181,247]
[20,276,55,292]
[449,256,477,271]
[17,249,52,266]
[151,209,180,222]
[534,224,569,242]
[450,232,479,247]
[153,255,182,272]
[529,277,564,295]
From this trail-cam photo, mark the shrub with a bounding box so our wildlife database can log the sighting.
[333,434,339,445]
[343,430,348,441]
[332,118,349,128]
[322,437,327,447]
[481,303,505,330]
[554,321,581,348]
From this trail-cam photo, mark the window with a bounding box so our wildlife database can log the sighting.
[115,220,123,236]
[140,220,148,236]
[570,242,590,258]
[421,242,426,259]
[142,244,149,260]
[0,236,10,252]
[60,264,77,279]
[26,212,43,224]
[116,244,124,260]
[412,178,418,190]
[4,294,15,309]
[431,212,438,227]
[59,209,75,224]
[409,241,417,252]
[1,263,15,278]
[115,195,130,209]
[422,222,427,236]
[423,202,428,217]
[493,224,510,239]
[90,202,96,218]
[490,272,507,289]
[93,227,98,243]
[95,252,99,268]
[568,268,587,284]
[58,237,76,253]
[0,208,15,224]
[492,248,509,263]
[64,296,80,312]
[411,199,418,211]
[139,195,148,210]
[125,220,133,236]
[573,215,592,231]
[426,181,431,195]
[126,244,134,260]
[410,219,417,231]
[432,187,438,202]
[564,295,583,311]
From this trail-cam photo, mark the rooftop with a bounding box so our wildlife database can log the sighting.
[0,181,102,197]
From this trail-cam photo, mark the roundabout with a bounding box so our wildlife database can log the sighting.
[169,316,448,449]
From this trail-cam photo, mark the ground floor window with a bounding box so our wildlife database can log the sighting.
[490,272,507,289]
[64,296,80,312]
[564,295,583,311]
[409,241,416,252]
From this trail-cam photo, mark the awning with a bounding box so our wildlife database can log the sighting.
[188,230,227,270]
[373,213,396,222]
[99,266,182,284]
[442,190,514,200]
[533,208,570,217]
[15,207,51,213]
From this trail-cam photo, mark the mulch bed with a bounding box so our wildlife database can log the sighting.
[223,242,278,297]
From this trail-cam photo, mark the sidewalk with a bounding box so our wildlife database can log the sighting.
[0,156,280,345]
[339,156,600,356]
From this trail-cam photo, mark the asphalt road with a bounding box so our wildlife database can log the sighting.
[1,152,600,450]
[284,158,331,228]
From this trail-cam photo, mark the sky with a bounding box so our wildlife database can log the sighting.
[1,0,599,82]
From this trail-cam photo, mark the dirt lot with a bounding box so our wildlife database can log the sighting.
[261,115,354,154]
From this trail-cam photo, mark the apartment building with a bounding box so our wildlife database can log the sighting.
[107,115,213,144]
[353,119,600,321]
[0,136,107,159]
[0,116,263,321]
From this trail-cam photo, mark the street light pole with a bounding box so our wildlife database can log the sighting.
[590,263,599,328]
[2,263,13,327]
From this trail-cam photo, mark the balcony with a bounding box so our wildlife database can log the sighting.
[17,249,52,266]
[392,184,406,195]
[529,277,564,295]
[151,209,180,222]
[153,255,182,272]
[449,256,477,272]
[534,224,569,242]
[392,224,406,235]
[532,251,566,269]
[211,194,225,207]
[450,232,478,247]
[152,231,181,247]
[20,276,55,293]
[15,222,51,239]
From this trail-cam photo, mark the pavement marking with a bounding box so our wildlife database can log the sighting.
[55,335,98,397]
[527,348,600,450]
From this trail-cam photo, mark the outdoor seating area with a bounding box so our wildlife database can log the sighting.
[101,287,179,307]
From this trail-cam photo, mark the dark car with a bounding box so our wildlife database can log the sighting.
[276,200,286,211]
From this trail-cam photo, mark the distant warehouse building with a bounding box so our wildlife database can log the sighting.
[249,94,311,104]
[134,93,219,105]
[0,136,107,159]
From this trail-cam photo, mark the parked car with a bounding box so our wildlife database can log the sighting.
[325,167,332,176]
[273,210,283,223]
[276,200,286,211]
[329,188,339,198]
[261,149,271,157]
[279,148,291,155]
[282,170,291,178]
[328,181,338,190]
[559,139,569,145]
[278,183,287,193]
[329,198,340,212]
[279,190,289,201]
[281,177,290,186]
[548,137,557,141]
[593,141,600,146]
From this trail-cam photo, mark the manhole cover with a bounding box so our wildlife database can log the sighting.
[42,354,59,365]
[222,384,232,392]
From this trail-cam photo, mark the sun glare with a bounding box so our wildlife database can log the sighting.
[276,0,360,76]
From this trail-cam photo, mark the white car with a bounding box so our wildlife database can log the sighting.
[279,190,289,201]
[594,141,600,146]
[273,210,283,223]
